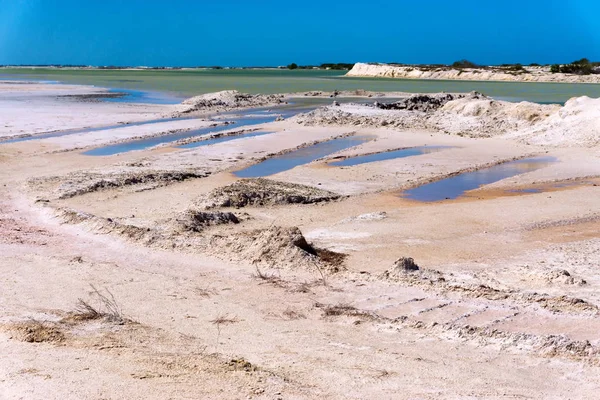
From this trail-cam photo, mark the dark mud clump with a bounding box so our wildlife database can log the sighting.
[196,178,342,209]
[375,92,486,112]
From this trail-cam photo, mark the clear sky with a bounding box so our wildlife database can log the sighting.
[1,0,598,67]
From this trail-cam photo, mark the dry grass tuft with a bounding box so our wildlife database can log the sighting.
[210,314,239,326]
[252,267,287,288]
[67,285,128,324]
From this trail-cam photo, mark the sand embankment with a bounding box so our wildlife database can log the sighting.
[346,62,600,83]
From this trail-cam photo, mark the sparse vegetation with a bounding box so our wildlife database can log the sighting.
[550,58,600,75]
[452,59,479,69]
[70,285,127,324]
[210,314,239,326]
[252,267,287,288]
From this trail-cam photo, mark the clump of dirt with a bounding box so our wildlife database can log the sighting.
[210,226,346,271]
[175,210,240,232]
[7,320,65,343]
[227,358,257,372]
[380,257,445,283]
[316,302,377,321]
[175,90,285,116]
[196,178,342,209]
[544,269,587,286]
[376,92,485,112]
[36,170,208,200]
[314,248,347,272]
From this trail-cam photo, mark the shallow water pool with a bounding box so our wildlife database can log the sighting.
[234,135,372,178]
[401,157,556,202]
[329,146,450,167]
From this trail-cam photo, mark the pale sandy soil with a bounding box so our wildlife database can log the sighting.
[2,82,600,399]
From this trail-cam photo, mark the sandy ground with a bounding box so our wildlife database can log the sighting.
[2,82,600,399]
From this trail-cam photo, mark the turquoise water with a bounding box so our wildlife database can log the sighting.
[401,157,556,202]
[329,146,450,167]
[2,68,600,103]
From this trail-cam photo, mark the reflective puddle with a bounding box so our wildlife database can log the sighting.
[234,136,372,178]
[83,103,321,156]
[402,157,556,202]
[82,114,279,156]
[329,146,450,167]
[178,130,274,149]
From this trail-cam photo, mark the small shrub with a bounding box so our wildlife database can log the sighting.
[452,59,478,69]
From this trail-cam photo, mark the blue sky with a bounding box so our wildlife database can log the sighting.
[1,0,598,66]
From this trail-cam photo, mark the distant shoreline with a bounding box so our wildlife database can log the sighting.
[346,63,600,84]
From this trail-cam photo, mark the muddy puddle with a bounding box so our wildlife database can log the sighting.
[234,135,372,178]
[329,146,450,167]
[402,157,557,202]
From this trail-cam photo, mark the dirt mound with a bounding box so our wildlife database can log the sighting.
[380,257,445,283]
[36,170,208,200]
[55,207,163,245]
[175,210,240,232]
[212,226,316,267]
[428,97,559,137]
[509,96,600,147]
[292,105,425,129]
[196,178,342,209]
[210,226,345,271]
[176,90,285,116]
[293,92,562,138]
[6,320,65,343]
[544,269,587,286]
[376,92,485,112]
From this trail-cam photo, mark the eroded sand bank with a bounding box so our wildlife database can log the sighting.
[2,82,600,399]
